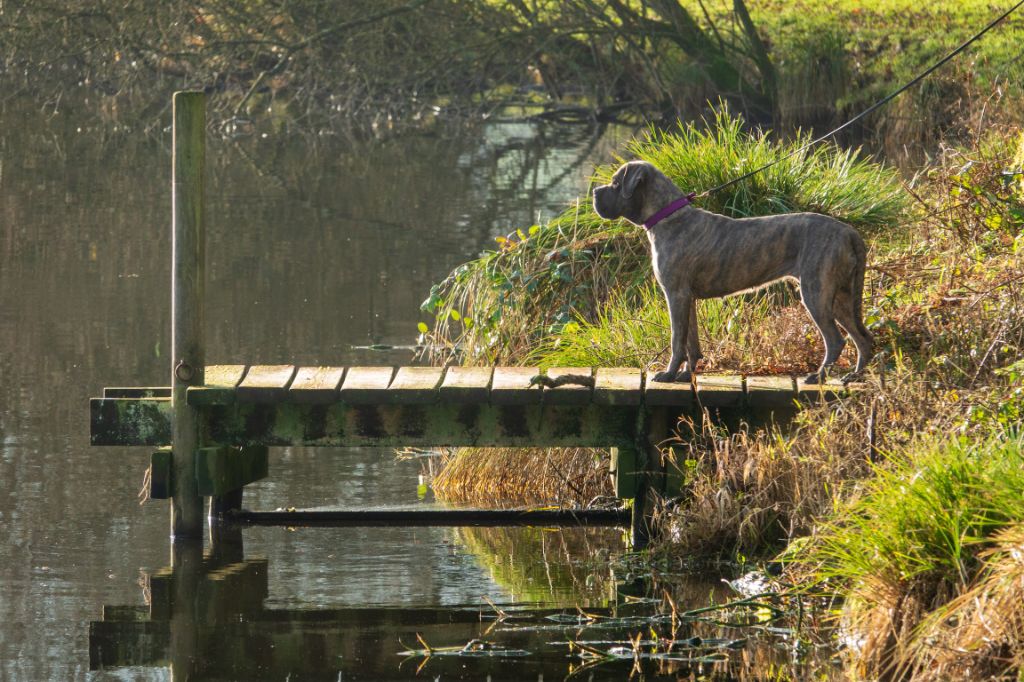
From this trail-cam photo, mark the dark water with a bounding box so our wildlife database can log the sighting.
[0,98,833,680]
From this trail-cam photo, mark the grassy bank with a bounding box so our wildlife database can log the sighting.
[423,104,1024,676]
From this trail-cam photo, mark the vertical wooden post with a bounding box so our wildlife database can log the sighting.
[171,91,206,539]
[629,409,653,550]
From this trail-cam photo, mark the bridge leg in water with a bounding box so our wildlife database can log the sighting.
[612,442,650,549]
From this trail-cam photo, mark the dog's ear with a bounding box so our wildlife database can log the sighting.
[622,163,646,199]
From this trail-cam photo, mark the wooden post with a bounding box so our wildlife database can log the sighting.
[171,91,206,539]
[629,409,653,550]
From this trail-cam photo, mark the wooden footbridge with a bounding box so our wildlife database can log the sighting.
[90,92,851,548]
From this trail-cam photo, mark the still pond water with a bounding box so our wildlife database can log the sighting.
[0,100,835,680]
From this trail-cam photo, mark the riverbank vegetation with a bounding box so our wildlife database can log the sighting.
[5,1,1022,150]
[422,101,1024,677]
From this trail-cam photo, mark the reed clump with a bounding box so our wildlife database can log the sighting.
[805,434,1024,681]
[432,447,611,507]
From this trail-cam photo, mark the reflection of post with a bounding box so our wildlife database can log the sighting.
[171,91,207,539]
[613,440,650,549]
[208,516,245,565]
[170,540,202,681]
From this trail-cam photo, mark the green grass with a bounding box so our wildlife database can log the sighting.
[527,280,780,372]
[734,0,1024,134]
[421,108,908,368]
[809,432,1024,590]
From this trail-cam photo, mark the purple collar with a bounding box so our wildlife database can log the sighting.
[643,192,697,229]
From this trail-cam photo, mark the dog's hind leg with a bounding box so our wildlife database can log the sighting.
[653,290,694,383]
[800,282,846,384]
[833,288,873,383]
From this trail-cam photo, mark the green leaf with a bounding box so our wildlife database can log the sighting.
[417,322,429,334]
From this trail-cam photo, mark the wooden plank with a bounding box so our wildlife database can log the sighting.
[594,368,643,406]
[236,365,297,403]
[90,398,173,446]
[796,378,847,403]
[490,367,542,405]
[195,446,269,496]
[205,364,248,388]
[695,374,745,407]
[542,367,594,405]
[386,367,444,404]
[644,374,694,407]
[438,366,492,403]
[746,375,797,408]
[339,366,396,403]
[149,448,172,500]
[289,366,345,404]
[230,508,629,527]
[188,364,248,405]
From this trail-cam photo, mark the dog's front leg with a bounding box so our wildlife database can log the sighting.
[652,290,693,383]
[680,298,702,379]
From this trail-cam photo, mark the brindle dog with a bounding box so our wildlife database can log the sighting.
[593,160,872,384]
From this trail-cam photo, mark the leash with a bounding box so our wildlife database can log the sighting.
[697,0,1024,199]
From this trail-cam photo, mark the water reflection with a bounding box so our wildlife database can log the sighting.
[88,527,837,681]
[88,527,616,681]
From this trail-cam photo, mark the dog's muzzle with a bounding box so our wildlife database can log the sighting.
[592,186,616,219]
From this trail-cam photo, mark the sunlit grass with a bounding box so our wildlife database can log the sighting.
[801,432,1024,679]
[421,107,907,368]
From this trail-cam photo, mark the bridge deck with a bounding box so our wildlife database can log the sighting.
[92,364,849,450]
[100,364,844,407]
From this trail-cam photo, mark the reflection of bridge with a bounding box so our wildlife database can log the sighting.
[89,527,600,680]
[89,92,850,548]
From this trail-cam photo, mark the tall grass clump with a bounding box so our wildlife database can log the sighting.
[421,108,907,368]
[907,523,1024,681]
[804,433,1024,680]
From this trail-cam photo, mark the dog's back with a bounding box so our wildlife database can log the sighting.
[663,208,860,298]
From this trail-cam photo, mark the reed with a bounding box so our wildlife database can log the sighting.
[432,447,612,507]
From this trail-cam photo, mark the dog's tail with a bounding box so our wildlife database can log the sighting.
[851,232,872,350]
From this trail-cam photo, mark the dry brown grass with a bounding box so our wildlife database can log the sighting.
[903,524,1024,681]
[432,447,613,507]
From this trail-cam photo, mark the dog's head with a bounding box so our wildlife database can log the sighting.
[593,160,683,227]
[592,161,651,224]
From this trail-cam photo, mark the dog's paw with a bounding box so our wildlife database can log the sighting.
[803,371,823,385]
[651,370,677,383]
[676,370,692,383]
[840,371,863,385]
